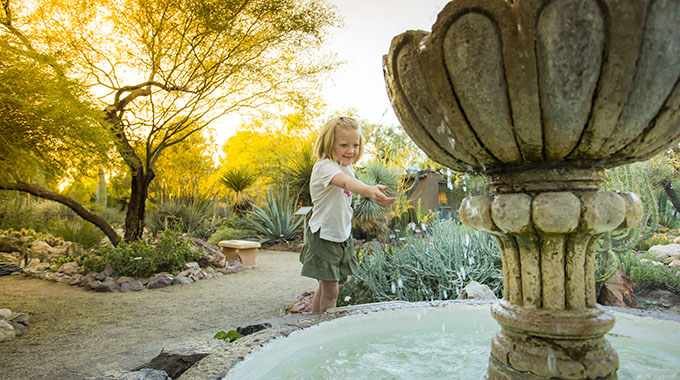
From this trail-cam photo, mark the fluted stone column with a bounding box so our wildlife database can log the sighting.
[459,171,643,379]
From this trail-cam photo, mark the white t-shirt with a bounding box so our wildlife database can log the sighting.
[308,159,354,242]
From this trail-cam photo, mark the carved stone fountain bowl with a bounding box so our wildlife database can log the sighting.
[384,0,680,191]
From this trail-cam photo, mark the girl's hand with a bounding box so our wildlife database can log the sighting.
[369,185,397,207]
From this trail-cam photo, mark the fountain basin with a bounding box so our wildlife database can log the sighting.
[179,301,680,380]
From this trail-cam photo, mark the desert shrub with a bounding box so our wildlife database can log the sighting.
[207,225,257,245]
[85,230,199,277]
[617,250,680,295]
[147,197,213,239]
[246,186,302,243]
[48,219,105,250]
[338,218,503,306]
[635,234,673,251]
[352,160,400,240]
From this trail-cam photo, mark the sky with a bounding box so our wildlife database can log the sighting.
[213,0,449,146]
[322,0,449,126]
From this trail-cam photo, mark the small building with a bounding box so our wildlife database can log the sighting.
[403,170,454,217]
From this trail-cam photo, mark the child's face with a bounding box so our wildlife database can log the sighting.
[334,127,361,166]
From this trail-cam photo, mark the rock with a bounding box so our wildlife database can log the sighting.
[218,261,244,274]
[58,261,79,275]
[29,240,55,260]
[457,281,498,300]
[9,312,29,325]
[636,289,680,313]
[192,239,226,268]
[288,292,314,314]
[79,272,98,287]
[147,275,173,289]
[85,280,102,291]
[669,260,680,267]
[86,368,171,380]
[136,352,208,379]
[597,269,638,308]
[0,320,16,342]
[648,244,680,260]
[172,276,193,285]
[9,321,27,336]
[69,274,83,285]
[236,323,272,336]
[0,308,11,319]
[120,281,144,292]
[185,262,200,270]
[0,252,19,264]
[95,280,120,292]
[116,276,136,285]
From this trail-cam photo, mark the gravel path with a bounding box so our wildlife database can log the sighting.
[0,250,317,380]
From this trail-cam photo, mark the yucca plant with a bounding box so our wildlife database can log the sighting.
[281,141,315,206]
[352,159,400,240]
[220,166,257,215]
[246,186,302,243]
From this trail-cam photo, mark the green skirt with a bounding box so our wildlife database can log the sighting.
[300,228,357,282]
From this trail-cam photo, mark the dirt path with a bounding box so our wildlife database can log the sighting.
[0,250,317,380]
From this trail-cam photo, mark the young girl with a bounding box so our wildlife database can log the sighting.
[300,116,396,313]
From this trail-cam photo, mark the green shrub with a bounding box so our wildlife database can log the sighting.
[339,218,503,306]
[48,219,105,250]
[246,186,302,243]
[352,160,400,240]
[85,230,199,277]
[635,234,673,251]
[147,198,213,239]
[617,250,680,295]
[207,225,256,245]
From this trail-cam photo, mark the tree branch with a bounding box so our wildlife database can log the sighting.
[0,182,120,247]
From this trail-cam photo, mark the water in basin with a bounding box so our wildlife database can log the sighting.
[225,303,680,380]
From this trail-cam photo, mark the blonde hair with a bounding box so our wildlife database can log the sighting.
[313,116,364,164]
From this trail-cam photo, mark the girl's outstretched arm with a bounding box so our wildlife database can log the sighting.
[330,173,397,208]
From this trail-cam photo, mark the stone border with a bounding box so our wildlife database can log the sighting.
[177,299,680,380]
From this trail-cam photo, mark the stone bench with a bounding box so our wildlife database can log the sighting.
[218,240,261,268]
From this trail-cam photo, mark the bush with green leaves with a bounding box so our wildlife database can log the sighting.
[84,230,199,277]
[220,166,257,215]
[47,218,105,250]
[147,197,214,239]
[617,250,680,295]
[339,218,503,306]
[352,160,400,240]
[246,186,302,243]
[207,225,256,245]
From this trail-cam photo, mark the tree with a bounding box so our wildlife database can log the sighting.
[0,1,120,245]
[18,0,340,242]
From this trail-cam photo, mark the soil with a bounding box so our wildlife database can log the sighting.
[0,250,317,380]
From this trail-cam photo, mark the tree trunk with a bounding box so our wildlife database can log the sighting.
[123,169,155,242]
[661,179,680,214]
[0,181,119,246]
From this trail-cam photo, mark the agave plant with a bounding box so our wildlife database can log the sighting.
[246,186,302,243]
[352,159,400,240]
[219,166,257,215]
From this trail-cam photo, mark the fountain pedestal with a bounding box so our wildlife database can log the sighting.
[459,170,642,379]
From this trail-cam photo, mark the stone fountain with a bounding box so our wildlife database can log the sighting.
[384,0,680,379]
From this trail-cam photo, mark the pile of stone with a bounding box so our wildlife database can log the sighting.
[1,234,246,292]
[0,308,29,342]
[20,259,244,293]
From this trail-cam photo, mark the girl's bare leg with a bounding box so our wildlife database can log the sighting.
[317,280,339,313]
[311,281,322,313]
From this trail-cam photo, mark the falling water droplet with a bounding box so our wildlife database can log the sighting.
[443,289,448,299]
[441,323,446,333]
[397,278,404,288]
[391,282,397,294]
